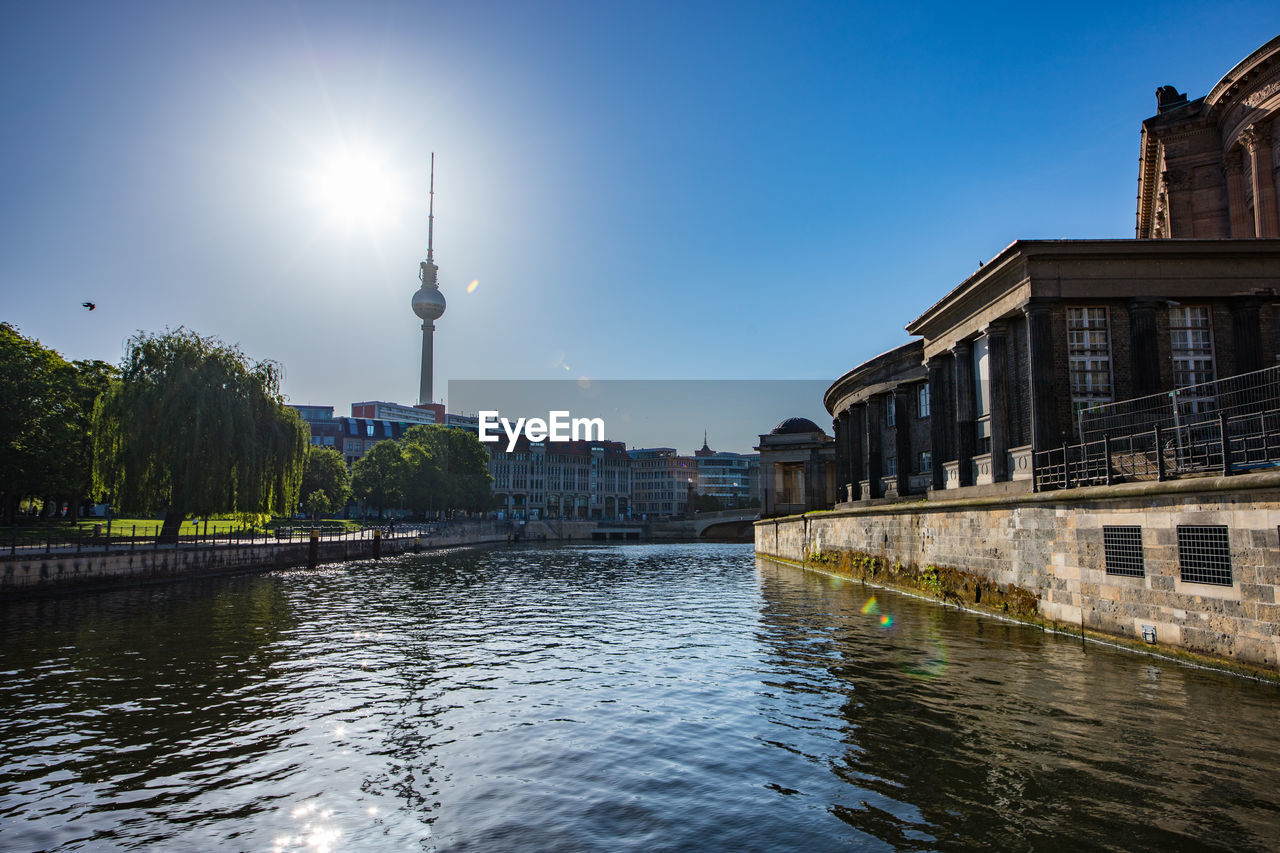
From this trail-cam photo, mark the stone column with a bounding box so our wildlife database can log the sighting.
[832,415,846,501]
[951,340,975,487]
[1243,124,1280,238]
[1274,118,1280,235]
[1023,298,1059,453]
[838,409,853,501]
[926,356,949,491]
[1224,152,1254,238]
[760,460,774,515]
[1230,296,1264,375]
[849,403,866,500]
[865,395,884,499]
[894,391,911,495]
[1127,297,1163,398]
[804,458,822,510]
[986,322,1011,482]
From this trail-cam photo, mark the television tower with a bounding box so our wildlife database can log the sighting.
[411,153,446,405]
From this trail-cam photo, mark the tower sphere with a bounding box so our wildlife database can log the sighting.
[412,284,446,321]
[412,260,446,321]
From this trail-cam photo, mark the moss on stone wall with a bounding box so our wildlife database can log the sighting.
[802,545,1040,619]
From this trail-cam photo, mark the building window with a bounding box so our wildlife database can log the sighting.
[1176,525,1232,585]
[1103,525,1144,577]
[973,336,991,454]
[1067,307,1112,428]
[885,456,897,476]
[917,383,930,418]
[886,396,896,427]
[918,451,931,473]
[1170,305,1215,405]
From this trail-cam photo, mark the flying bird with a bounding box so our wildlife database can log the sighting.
[82,302,95,311]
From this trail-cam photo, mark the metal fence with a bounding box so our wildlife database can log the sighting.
[1035,408,1280,491]
[1,524,420,560]
[1077,365,1280,444]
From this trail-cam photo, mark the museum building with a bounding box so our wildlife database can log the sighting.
[821,35,1280,508]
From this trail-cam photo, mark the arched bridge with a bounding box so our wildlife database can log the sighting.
[693,509,760,540]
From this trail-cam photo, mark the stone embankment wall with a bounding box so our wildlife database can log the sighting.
[2,522,512,594]
[756,471,1280,673]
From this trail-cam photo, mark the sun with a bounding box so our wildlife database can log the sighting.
[308,146,403,228]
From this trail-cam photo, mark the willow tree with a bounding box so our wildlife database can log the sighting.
[92,329,307,540]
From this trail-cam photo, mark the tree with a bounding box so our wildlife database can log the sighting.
[691,492,725,513]
[401,440,444,517]
[0,324,117,523]
[92,329,307,540]
[0,323,71,521]
[302,489,337,520]
[301,446,350,520]
[350,440,406,519]
[401,424,493,516]
[56,358,119,518]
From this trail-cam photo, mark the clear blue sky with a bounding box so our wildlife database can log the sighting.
[3,3,1278,421]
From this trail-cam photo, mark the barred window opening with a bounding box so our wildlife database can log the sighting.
[1176,525,1232,585]
[1103,525,1145,577]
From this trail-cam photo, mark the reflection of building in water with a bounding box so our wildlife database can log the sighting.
[753,557,1280,851]
[756,418,835,516]
[491,435,631,520]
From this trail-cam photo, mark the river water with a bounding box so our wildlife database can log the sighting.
[1,543,1278,851]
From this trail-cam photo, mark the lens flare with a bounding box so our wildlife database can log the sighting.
[466,279,479,293]
[860,597,879,615]
[879,614,894,628]
[900,639,950,679]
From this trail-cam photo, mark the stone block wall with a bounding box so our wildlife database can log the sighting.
[756,470,1280,672]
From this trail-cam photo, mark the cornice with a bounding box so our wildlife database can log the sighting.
[905,241,1028,339]
[907,239,1280,345]
[823,340,925,416]
[1206,34,1280,110]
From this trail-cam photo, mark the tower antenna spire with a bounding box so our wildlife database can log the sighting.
[412,152,446,406]
[427,152,435,262]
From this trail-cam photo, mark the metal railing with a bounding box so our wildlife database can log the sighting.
[1035,408,1280,491]
[1077,365,1280,444]
[1,524,423,561]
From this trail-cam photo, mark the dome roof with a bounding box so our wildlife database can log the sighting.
[771,417,821,435]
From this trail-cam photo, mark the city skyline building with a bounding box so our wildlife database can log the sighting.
[628,448,698,518]
[410,153,447,406]
[351,400,439,424]
[692,433,760,507]
[489,436,632,520]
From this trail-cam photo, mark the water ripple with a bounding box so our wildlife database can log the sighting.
[1,544,1278,851]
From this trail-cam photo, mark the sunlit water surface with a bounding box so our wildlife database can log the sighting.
[1,543,1278,851]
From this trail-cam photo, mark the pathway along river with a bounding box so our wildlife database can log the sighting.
[2,543,1278,851]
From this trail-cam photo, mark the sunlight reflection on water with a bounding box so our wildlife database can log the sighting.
[0,543,1278,851]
